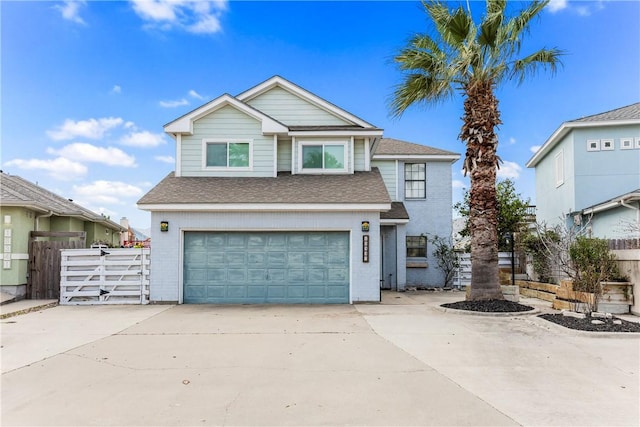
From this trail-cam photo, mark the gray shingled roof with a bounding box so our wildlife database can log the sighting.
[380,202,410,220]
[571,102,640,123]
[138,168,391,206]
[0,172,125,230]
[374,138,459,156]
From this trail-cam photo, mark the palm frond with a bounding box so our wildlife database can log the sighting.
[511,48,564,84]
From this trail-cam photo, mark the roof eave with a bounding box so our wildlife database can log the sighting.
[373,154,460,162]
[137,202,391,212]
[526,119,640,168]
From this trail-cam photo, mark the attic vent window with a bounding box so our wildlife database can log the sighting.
[601,139,614,151]
[621,138,634,150]
[587,140,600,152]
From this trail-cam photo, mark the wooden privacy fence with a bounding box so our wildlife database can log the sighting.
[29,231,86,299]
[60,248,150,305]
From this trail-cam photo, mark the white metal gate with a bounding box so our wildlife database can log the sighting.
[453,252,516,288]
[60,248,150,305]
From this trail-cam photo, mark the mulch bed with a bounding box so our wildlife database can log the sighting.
[441,299,534,313]
[440,299,640,333]
[539,313,640,333]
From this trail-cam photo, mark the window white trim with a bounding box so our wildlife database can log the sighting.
[297,139,349,174]
[555,149,564,187]
[202,139,253,171]
[621,137,634,150]
[601,139,614,151]
[291,137,296,175]
[586,139,600,152]
[635,137,640,149]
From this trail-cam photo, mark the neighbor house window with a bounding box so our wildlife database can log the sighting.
[300,142,347,172]
[406,236,427,258]
[204,140,251,169]
[405,163,426,199]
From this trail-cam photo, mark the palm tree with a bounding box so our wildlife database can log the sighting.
[391,0,562,300]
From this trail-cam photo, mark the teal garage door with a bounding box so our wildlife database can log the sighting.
[183,231,350,304]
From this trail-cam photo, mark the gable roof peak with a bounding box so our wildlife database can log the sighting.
[236,75,376,129]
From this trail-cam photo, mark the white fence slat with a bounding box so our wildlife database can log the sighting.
[60,248,150,305]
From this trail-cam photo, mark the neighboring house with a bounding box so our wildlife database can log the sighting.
[138,76,460,304]
[119,217,151,247]
[526,103,640,238]
[0,172,126,298]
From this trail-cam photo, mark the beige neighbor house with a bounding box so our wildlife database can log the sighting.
[138,76,460,304]
[0,172,126,299]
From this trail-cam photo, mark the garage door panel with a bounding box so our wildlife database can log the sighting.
[184,231,349,304]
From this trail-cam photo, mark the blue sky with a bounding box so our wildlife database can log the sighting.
[2,0,639,229]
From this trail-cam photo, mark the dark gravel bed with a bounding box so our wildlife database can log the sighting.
[539,313,640,333]
[441,299,535,313]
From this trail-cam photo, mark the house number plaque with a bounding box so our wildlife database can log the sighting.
[362,235,369,263]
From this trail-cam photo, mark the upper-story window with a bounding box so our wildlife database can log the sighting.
[299,141,347,173]
[203,139,252,170]
[405,163,426,199]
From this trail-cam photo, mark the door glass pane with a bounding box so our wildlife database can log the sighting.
[206,143,227,167]
[229,143,249,167]
[303,145,323,168]
[324,145,344,169]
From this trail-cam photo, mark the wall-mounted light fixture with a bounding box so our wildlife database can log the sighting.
[160,221,169,232]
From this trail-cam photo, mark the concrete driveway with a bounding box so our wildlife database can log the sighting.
[1,292,638,426]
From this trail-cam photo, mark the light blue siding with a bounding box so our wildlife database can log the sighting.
[246,86,352,126]
[354,138,366,171]
[589,206,639,239]
[401,161,454,288]
[149,211,381,303]
[371,160,396,200]
[180,105,274,177]
[572,126,640,211]
[277,138,292,172]
[535,135,576,226]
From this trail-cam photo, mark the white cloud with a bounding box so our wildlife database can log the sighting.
[547,0,568,13]
[530,145,542,153]
[54,0,87,25]
[497,161,522,179]
[111,85,122,94]
[47,117,124,141]
[120,130,167,147]
[159,98,189,108]
[73,180,144,205]
[189,89,204,100]
[452,180,466,190]
[130,0,228,34]
[155,155,175,164]
[4,157,87,181]
[47,143,137,167]
[508,137,516,145]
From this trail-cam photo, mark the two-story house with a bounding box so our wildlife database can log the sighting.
[526,103,640,238]
[138,76,459,304]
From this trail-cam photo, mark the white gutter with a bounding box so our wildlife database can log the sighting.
[582,193,640,215]
[35,211,53,231]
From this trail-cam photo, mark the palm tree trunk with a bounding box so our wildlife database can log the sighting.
[461,80,504,301]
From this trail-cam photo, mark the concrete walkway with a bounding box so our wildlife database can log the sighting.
[1,292,638,426]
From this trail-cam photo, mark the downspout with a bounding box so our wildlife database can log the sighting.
[35,211,53,231]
